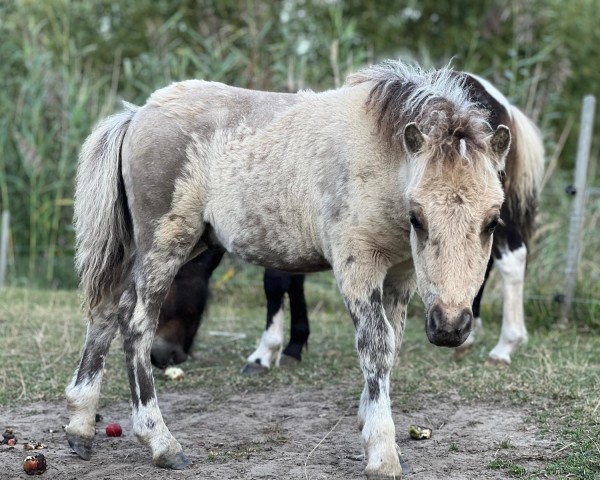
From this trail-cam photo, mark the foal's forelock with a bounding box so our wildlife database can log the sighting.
[403,128,501,199]
[348,62,491,150]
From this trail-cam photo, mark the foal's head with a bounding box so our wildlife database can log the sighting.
[352,62,510,347]
[403,114,508,347]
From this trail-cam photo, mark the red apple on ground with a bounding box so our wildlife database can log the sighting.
[105,423,122,437]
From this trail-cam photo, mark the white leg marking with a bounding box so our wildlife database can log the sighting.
[246,307,285,368]
[65,314,118,443]
[65,371,104,441]
[361,378,399,477]
[133,397,182,464]
[489,245,528,363]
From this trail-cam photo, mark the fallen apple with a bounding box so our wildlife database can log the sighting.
[23,453,47,475]
[105,423,122,437]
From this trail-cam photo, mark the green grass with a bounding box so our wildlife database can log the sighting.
[0,270,599,477]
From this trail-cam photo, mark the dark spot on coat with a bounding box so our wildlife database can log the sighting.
[75,346,106,385]
[367,374,381,401]
[136,360,155,406]
[370,288,382,305]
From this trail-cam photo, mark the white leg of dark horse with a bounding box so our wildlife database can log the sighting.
[337,258,400,479]
[65,300,121,459]
[243,270,288,374]
[489,245,528,364]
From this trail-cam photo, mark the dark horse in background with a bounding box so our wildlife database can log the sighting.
[151,71,544,372]
[151,248,310,375]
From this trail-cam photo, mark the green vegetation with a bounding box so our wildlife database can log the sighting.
[1,0,599,292]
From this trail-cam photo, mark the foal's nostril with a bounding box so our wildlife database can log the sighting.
[427,304,473,347]
[427,304,444,331]
[457,308,473,336]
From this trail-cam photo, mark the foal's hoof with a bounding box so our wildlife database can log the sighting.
[66,433,93,460]
[399,455,412,475]
[365,471,404,479]
[241,362,269,376]
[154,450,190,470]
[365,455,404,479]
[279,354,300,368]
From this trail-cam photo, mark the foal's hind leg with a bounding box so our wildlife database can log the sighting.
[65,297,122,459]
[120,265,195,467]
[119,216,204,468]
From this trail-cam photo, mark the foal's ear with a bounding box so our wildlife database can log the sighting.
[403,122,426,155]
[489,124,511,170]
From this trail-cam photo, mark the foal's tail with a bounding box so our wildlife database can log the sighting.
[504,105,545,244]
[74,103,138,312]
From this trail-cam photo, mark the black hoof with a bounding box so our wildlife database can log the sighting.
[399,455,412,475]
[279,354,301,368]
[155,450,190,470]
[241,362,269,376]
[66,433,93,460]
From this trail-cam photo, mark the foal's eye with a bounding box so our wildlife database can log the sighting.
[485,216,501,233]
[409,212,423,230]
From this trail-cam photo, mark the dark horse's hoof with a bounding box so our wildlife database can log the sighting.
[66,433,93,460]
[155,450,190,470]
[241,362,269,376]
[279,354,301,368]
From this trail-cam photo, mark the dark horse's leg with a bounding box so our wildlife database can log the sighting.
[151,248,225,368]
[487,224,528,364]
[242,269,292,375]
[455,222,529,364]
[280,274,309,366]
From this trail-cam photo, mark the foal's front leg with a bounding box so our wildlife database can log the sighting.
[336,258,401,479]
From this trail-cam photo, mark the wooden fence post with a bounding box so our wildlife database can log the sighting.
[560,95,596,324]
[0,210,10,287]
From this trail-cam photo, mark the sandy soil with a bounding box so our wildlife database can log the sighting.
[0,386,554,479]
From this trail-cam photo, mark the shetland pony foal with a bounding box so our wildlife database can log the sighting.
[66,62,510,478]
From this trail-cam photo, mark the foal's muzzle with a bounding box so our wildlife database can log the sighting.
[426,303,473,347]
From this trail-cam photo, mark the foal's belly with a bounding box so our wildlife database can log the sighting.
[232,243,330,273]
[227,228,330,273]
[206,209,330,273]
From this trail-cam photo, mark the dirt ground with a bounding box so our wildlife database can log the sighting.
[0,386,554,479]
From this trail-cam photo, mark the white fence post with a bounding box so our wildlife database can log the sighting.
[0,210,10,287]
[560,95,596,324]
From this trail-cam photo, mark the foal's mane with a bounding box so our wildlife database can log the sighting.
[347,61,491,159]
